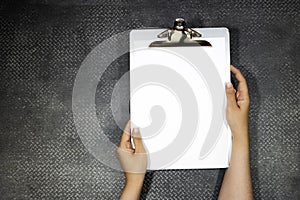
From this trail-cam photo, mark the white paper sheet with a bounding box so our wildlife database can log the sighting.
[130,28,231,170]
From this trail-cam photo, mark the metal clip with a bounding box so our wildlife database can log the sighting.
[149,18,211,47]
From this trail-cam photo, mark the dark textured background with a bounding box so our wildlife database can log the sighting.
[0,0,299,199]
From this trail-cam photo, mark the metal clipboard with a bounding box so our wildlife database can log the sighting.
[130,18,231,170]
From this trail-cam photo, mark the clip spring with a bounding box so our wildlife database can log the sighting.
[149,18,212,47]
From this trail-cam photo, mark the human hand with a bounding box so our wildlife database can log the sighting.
[116,121,147,198]
[220,66,253,200]
[225,65,250,140]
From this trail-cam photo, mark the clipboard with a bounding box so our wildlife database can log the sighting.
[130,18,231,170]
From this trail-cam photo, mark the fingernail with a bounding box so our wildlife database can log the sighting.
[133,127,139,135]
[226,82,233,88]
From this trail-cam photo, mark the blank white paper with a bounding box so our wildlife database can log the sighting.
[130,28,231,170]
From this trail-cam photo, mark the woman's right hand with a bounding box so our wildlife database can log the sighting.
[225,65,250,141]
[220,65,253,200]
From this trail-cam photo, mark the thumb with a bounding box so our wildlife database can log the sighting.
[132,128,145,153]
[225,82,238,110]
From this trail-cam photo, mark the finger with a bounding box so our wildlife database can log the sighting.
[119,120,131,148]
[226,82,238,110]
[230,65,246,83]
[116,146,134,157]
[230,65,249,94]
[230,65,250,110]
[236,91,240,99]
[125,141,132,149]
[132,127,146,153]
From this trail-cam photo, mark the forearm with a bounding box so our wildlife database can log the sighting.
[119,178,144,200]
[218,130,253,200]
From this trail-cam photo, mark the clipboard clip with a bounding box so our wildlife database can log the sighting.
[149,18,212,47]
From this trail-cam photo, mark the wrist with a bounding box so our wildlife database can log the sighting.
[120,180,144,200]
[231,129,249,147]
[125,174,145,189]
[231,123,248,137]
